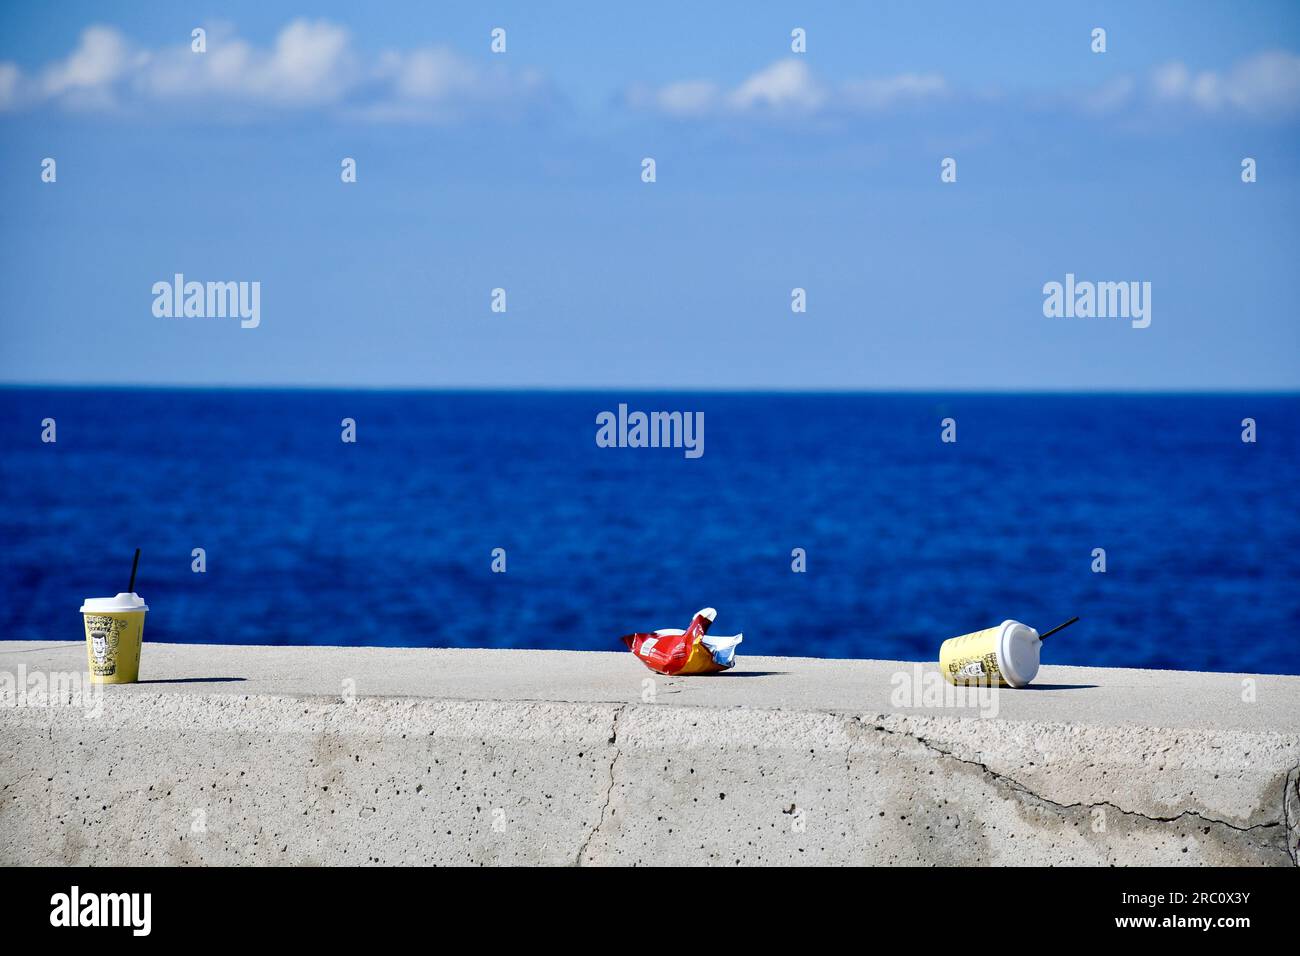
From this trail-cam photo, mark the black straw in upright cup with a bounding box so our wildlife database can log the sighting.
[82,550,149,684]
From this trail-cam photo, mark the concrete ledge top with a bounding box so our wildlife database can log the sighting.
[4,640,1297,734]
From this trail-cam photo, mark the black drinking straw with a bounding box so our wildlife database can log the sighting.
[1039,616,1078,641]
[128,548,140,594]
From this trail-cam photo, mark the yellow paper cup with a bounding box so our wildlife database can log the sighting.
[80,592,148,684]
[939,619,1040,688]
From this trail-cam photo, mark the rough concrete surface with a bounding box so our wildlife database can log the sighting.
[1,641,1297,866]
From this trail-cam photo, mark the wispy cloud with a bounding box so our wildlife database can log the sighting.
[0,20,552,122]
[131,20,359,107]
[5,24,1296,129]
[630,51,1300,125]
[1073,50,1300,120]
[840,72,948,110]
[625,58,947,119]
[1149,50,1300,118]
[0,61,21,111]
[1076,75,1137,115]
[361,45,550,123]
[728,59,826,112]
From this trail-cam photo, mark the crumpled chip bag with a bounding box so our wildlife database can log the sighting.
[621,607,743,675]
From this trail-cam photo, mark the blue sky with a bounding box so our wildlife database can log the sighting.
[1,1,1298,389]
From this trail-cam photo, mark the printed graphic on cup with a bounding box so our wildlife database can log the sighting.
[89,624,113,674]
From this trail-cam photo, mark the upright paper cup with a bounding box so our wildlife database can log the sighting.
[80,592,148,684]
[939,619,1040,688]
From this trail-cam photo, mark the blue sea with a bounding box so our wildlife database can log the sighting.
[1,388,1297,674]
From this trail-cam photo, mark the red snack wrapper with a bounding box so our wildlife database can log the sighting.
[621,607,743,675]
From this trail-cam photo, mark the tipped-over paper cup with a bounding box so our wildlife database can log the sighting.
[939,619,1040,688]
[80,592,148,684]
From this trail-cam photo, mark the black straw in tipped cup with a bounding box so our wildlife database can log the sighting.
[1039,616,1078,641]
[128,548,140,594]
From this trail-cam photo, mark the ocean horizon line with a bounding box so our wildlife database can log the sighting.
[3,382,1299,397]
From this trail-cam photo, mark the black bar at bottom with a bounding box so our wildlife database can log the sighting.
[0,865,1292,941]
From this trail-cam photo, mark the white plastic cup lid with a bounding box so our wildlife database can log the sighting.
[996,620,1041,687]
[80,592,148,614]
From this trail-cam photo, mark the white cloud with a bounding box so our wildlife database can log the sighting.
[727,59,824,111]
[1078,75,1136,114]
[266,20,354,100]
[0,20,548,121]
[42,26,131,95]
[0,62,19,110]
[633,50,1300,124]
[628,59,944,119]
[1151,62,1191,100]
[362,46,548,121]
[135,20,357,106]
[841,72,946,110]
[652,80,720,117]
[385,47,467,100]
[1150,50,1300,118]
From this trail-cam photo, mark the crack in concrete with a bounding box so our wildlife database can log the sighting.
[1283,762,1300,867]
[575,704,625,866]
[866,718,1292,857]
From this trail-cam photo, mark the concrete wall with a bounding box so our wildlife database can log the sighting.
[2,641,1297,866]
